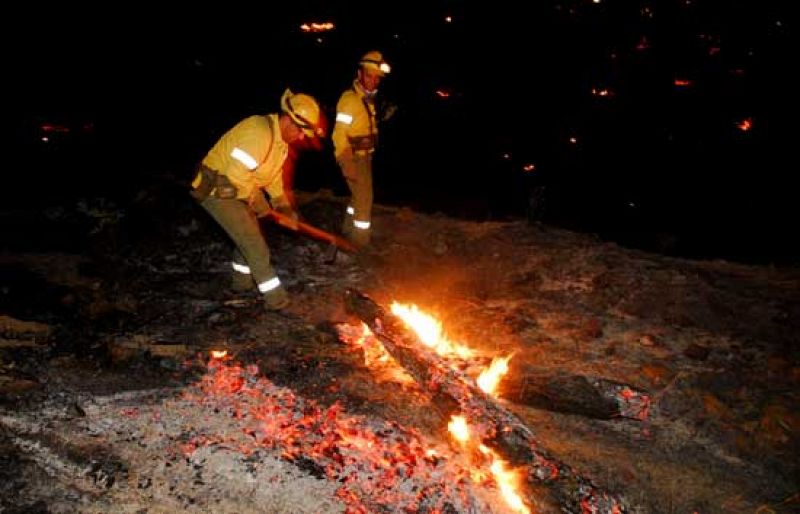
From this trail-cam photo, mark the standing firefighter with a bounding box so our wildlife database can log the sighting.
[333,50,391,248]
[190,89,326,311]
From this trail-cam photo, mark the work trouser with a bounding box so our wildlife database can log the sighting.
[339,152,373,247]
[199,196,282,297]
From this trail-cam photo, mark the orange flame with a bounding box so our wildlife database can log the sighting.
[486,451,530,513]
[339,304,512,392]
[338,305,526,509]
[390,302,475,359]
[448,415,471,443]
[338,323,414,383]
[449,416,531,514]
[210,350,228,359]
[300,22,335,33]
[357,323,391,365]
[477,355,512,396]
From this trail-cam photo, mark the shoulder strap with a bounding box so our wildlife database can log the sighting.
[361,97,375,135]
[261,114,277,167]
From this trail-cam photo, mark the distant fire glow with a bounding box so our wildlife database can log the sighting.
[300,22,334,33]
[40,123,69,133]
[591,87,613,97]
[210,350,228,359]
[522,163,536,172]
[674,78,692,87]
[435,89,451,98]
[737,117,753,131]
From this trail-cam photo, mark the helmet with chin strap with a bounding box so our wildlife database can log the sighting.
[280,89,326,138]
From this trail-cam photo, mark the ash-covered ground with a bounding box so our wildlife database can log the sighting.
[1,180,798,513]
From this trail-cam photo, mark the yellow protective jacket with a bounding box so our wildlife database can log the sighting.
[332,80,378,161]
[200,114,289,201]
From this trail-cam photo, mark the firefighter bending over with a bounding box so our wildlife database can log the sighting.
[190,89,326,310]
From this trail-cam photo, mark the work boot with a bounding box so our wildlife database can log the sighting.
[263,286,290,311]
[231,272,253,292]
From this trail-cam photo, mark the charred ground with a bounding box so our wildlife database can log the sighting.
[1,177,798,513]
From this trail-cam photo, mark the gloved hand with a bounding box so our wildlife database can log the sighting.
[275,205,299,230]
[271,196,300,230]
[190,165,216,202]
[380,101,398,122]
[215,174,238,199]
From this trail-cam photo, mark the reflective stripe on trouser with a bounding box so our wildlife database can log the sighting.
[231,257,251,275]
[200,196,281,292]
[231,251,253,291]
[339,154,373,245]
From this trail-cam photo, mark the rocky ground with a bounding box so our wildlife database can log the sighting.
[1,179,798,513]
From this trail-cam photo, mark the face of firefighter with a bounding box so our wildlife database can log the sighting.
[279,114,308,145]
[358,67,382,94]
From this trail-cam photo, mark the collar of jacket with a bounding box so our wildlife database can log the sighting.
[352,79,378,100]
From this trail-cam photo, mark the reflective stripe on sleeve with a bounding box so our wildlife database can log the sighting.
[353,219,371,230]
[336,112,353,124]
[257,276,282,293]
[231,147,258,170]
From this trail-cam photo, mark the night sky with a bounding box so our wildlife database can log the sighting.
[8,0,795,264]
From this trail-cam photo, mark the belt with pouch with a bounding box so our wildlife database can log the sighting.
[348,135,377,152]
[190,164,238,201]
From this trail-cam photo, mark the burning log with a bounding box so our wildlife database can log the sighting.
[344,288,629,513]
[501,371,650,420]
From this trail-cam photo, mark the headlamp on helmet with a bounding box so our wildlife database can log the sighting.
[359,50,391,77]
